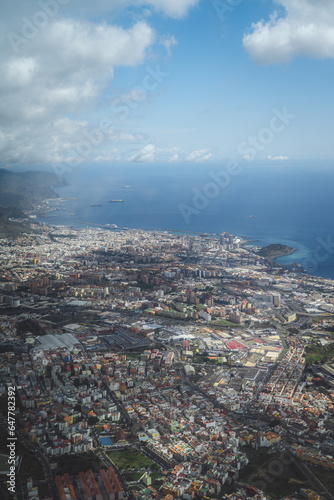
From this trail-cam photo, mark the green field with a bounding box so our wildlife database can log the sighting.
[123,471,144,482]
[212,319,239,327]
[107,449,155,470]
[126,353,142,360]
[306,341,334,363]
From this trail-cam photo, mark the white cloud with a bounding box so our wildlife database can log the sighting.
[128,144,156,162]
[241,154,252,161]
[160,35,178,56]
[184,148,213,163]
[268,155,290,160]
[1,0,199,30]
[0,0,199,164]
[142,0,200,18]
[0,18,155,163]
[243,0,334,64]
[169,154,179,162]
[94,152,121,162]
[108,130,149,143]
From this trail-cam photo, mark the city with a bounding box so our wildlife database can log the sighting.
[0,225,334,499]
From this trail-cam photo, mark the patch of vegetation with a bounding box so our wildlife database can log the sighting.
[257,244,296,259]
[309,465,334,493]
[16,318,44,337]
[151,471,164,488]
[43,314,71,325]
[123,471,143,482]
[239,450,311,499]
[95,426,106,434]
[287,327,300,335]
[126,353,142,360]
[306,341,334,364]
[54,452,104,475]
[107,449,154,470]
[212,319,239,327]
[0,205,34,238]
[240,448,271,476]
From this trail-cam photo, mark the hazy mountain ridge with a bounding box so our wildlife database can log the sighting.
[0,169,67,238]
[0,205,33,239]
[0,169,67,210]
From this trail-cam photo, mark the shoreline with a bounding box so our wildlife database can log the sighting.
[25,218,334,281]
[256,243,297,260]
[272,247,297,259]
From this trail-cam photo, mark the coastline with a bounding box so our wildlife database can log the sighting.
[29,186,333,280]
[272,247,297,259]
[256,243,297,260]
[4,162,334,280]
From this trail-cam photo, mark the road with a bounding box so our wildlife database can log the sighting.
[0,419,59,500]
[286,446,334,500]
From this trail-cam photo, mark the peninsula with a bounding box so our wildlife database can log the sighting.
[256,243,296,259]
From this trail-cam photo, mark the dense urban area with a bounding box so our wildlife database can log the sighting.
[1,223,334,500]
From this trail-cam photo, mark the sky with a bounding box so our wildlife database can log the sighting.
[1,0,334,168]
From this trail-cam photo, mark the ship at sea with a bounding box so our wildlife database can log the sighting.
[90,204,103,207]
[109,199,124,203]
[123,185,131,188]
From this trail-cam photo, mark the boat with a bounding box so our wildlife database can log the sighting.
[109,199,124,203]
[123,185,131,188]
[249,215,256,219]
[90,204,103,207]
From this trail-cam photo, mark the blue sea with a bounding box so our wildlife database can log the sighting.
[36,160,334,279]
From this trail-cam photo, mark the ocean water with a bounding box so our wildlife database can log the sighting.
[40,160,334,279]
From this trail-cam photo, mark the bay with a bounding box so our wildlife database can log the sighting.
[41,160,334,279]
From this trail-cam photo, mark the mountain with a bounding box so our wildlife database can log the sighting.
[0,169,67,238]
[0,206,34,239]
[0,169,67,210]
